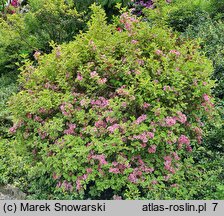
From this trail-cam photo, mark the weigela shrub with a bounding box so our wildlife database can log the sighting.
[8,5,215,199]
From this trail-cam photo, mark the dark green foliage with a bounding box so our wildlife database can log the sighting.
[184,19,224,99]
[0,72,18,138]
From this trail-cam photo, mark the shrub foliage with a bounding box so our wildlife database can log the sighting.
[7,5,217,199]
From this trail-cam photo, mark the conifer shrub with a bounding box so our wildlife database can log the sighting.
[8,5,215,199]
[184,19,224,99]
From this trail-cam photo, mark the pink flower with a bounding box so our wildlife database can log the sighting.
[170,50,180,56]
[11,0,18,7]
[172,152,180,160]
[92,154,108,165]
[112,161,118,166]
[128,173,137,183]
[90,71,98,78]
[152,180,158,185]
[143,102,150,109]
[164,156,172,171]
[60,102,73,116]
[121,102,127,107]
[186,145,192,152]
[80,99,87,106]
[56,181,62,188]
[86,168,92,173]
[56,47,61,58]
[109,168,120,174]
[136,59,144,65]
[77,73,83,81]
[107,124,119,133]
[148,145,157,153]
[26,113,32,119]
[34,115,42,122]
[164,156,172,161]
[113,195,122,200]
[116,86,129,96]
[9,126,17,134]
[165,117,176,127]
[76,179,81,191]
[94,120,106,128]
[91,97,109,108]
[133,131,154,143]
[144,167,154,173]
[155,49,163,55]
[105,116,116,123]
[164,175,171,181]
[135,114,147,124]
[141,143,147,148]
[147,132,154,139]
[33,51,41,60]
[39,107,47,113]
[163,85,171,91]
[176,111,187,124]
[178,135,190,145]
[116,27,122,32]
[39,131,47,139]
[197,136,202,144]
[164,160,172,171]
[203,94,210,101]
[81,174,88,180]
[97,78,107,85]
[52,172,60,180]
[131,40,138,44]
[194,127,203,136]
[64,123,76,135]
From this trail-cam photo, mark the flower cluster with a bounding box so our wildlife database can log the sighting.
[91,154,108,166]
[175,111,187,124]
[107,124,120,133]
[60,102,73,117]
[91,97,109,108]
[178,135,192,151]
[9,121,23,134]
[133,131,154,143]
[165,116,176,127]
[128,156,154,183]
[120,12,139,32]
[164,156,176,174]
[170,50,181,56]
[64,123,76,135]
[134,114,147,125]
[109,160,130,174]
[94,120,107,129]
[148,145,157,153]
[57,180,73,192]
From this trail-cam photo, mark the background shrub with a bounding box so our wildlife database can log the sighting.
[0,0,85,75]
[184,19,224,99]
[0,72,18,138]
